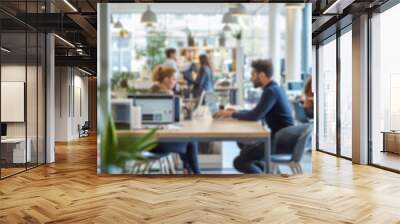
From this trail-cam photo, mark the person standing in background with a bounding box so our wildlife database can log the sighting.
[187,54,214,98]
[180,50,197,98]
[163,48,180,92]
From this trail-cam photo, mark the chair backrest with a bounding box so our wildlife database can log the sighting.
[82,121,90,129]
[272,124,313,162]
[292,101,310,124]
[292,124,313,162]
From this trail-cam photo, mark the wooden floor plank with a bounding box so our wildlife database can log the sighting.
[1,135,400,223]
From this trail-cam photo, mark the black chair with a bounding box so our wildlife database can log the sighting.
[78,121,90,138]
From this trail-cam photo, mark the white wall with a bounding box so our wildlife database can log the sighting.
[1,65,41,138]
[54,67,89,141]
[1,64,46,164]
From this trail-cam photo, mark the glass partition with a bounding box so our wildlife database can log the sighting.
[0,1,46,179]
[1,30,28,177]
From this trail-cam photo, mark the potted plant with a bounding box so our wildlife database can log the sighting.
[111,71,136,98]
[101,115,158,174]
[136,31,167,71]
[232,29,242,46]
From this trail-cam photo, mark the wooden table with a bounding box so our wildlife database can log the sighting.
[382,131,400,154]
[117,118,272,173]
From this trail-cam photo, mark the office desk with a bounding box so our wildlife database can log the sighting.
[117,118,272,173]
[1,138,31,164]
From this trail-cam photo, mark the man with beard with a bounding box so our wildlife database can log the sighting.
[213,59,294,174]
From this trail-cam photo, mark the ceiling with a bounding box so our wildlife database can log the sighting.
[110,3,271,14]
[1,0,394,76]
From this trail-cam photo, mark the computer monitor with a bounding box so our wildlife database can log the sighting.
[1,123,7,137]
[174,96,180,122]
[287,81,304,91]
[130,95,175,124]
[111,99,133,129]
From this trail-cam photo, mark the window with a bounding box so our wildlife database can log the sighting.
[339,30,352,158]
[317,37,337,154]
[370,3,400,171]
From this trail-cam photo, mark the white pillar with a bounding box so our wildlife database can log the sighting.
[46,0,55,163]
[301,4,312,77]
[286,4,304,83]
[46,33,55,163]
[269,4,283,84]
[98,3,112,173]
[352,14,369,165]
[236,40,244,106]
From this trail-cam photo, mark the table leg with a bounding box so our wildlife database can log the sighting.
[264,137,271,174]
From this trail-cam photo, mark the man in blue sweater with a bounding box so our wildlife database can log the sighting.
[214,59,294,173]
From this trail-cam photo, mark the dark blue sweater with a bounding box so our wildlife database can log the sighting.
[232,81,294,134]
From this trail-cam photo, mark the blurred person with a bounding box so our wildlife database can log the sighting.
[214,59,294,174]
[150,65,200,174]
[302,77,314,119]
[179,50,198,97]
[163,48,179,77]
[186,54,214,98]
[163,48,180,92]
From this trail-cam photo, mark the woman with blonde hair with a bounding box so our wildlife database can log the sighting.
[149,65,201,174]
[151,65,177,94]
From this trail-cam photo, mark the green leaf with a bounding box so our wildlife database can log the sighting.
[101,116,118,172]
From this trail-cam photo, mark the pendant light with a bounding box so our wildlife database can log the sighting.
[114,21,123,29]
[222,8,238,24]
[141,5,157,25]
[230,3,247,16]
[223,24,231,32]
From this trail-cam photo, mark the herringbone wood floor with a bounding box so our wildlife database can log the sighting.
[1,135,400,224]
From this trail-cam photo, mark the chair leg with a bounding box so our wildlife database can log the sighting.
[130,163,136,173]
[165,157,172,174]
[271,163,278,174]
[289,163,297,175]
[167,155,176,174]
[295,163,303,174]
[146,161,154,174]
[163,158,169,174]
[162,157,170,174]
[159,159,165,174]
[134,163,142,174]
[174,154,180,171]
[129,163,137,173]
[141,163,148,174]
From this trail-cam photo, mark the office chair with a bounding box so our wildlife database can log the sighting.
[126,152,176,174]
[292,101,313,152]
[78,121,90,138]
[271,124,313,175]
[292,101,311,124]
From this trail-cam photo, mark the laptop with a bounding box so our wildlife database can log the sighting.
[204,92,219,116]
[193,91,219,117]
